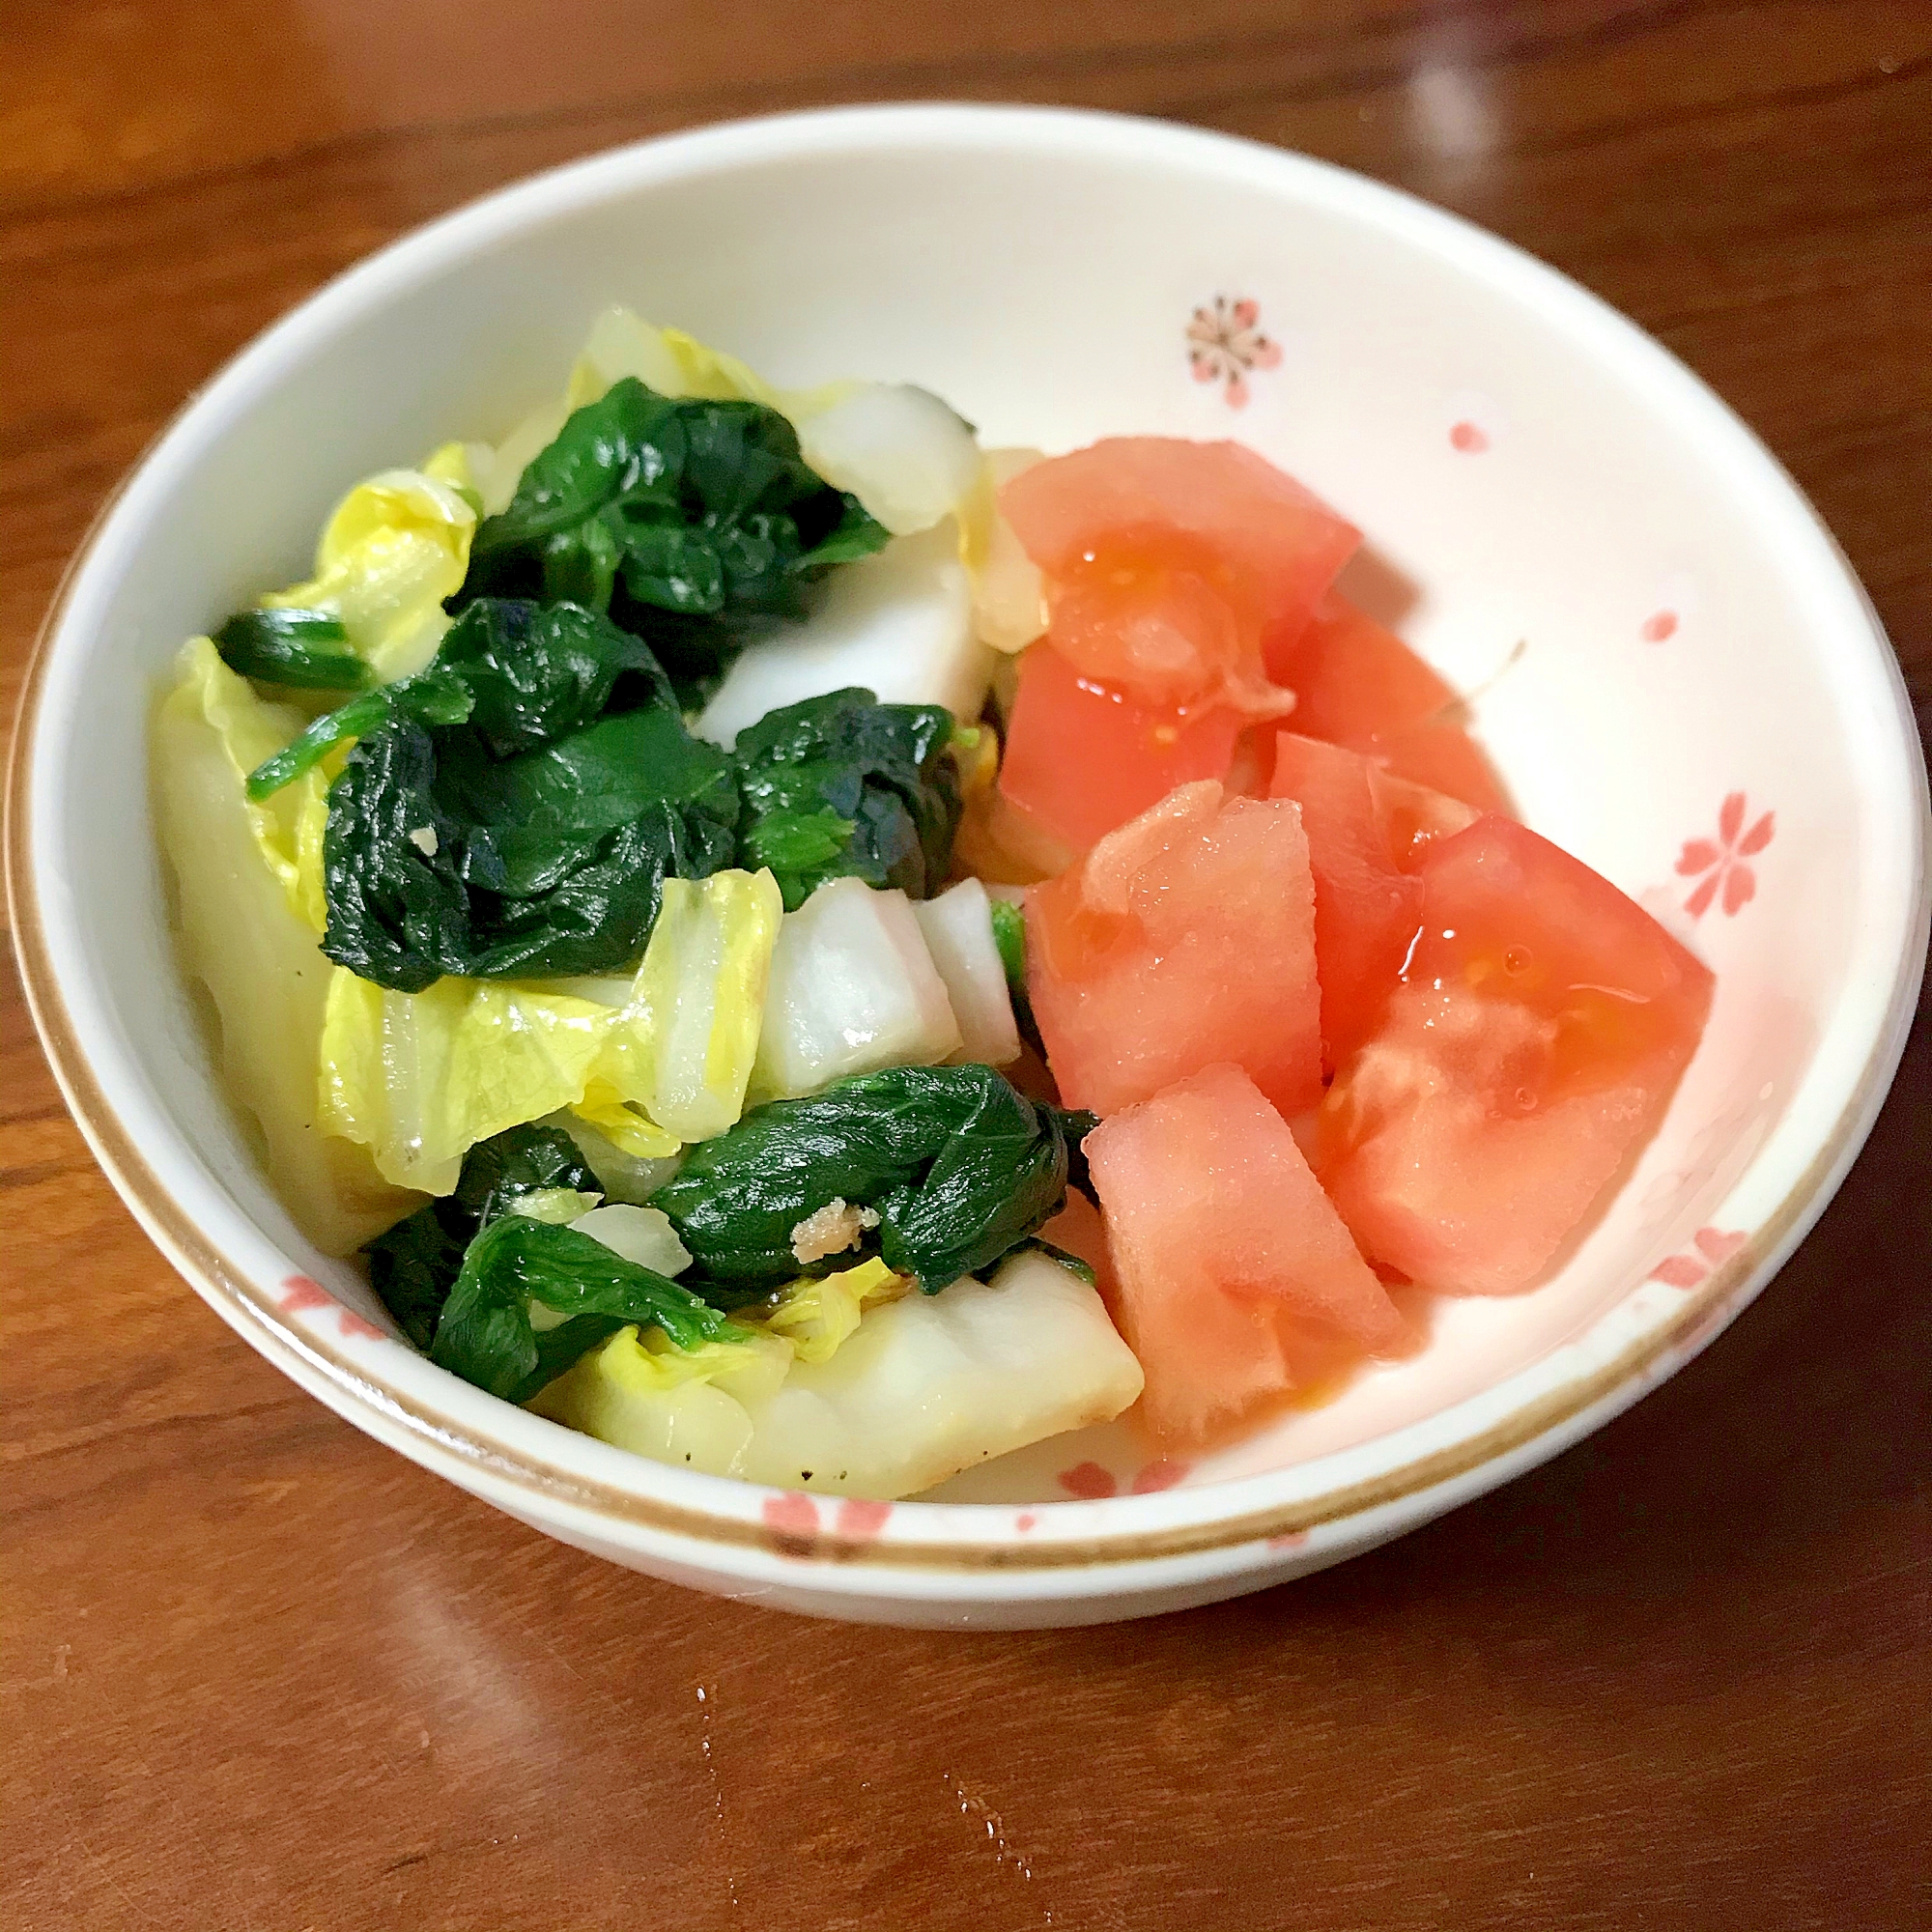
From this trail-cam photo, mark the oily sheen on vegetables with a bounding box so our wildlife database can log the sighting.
[457,376,890,702]
[652,1064,1097,1294]
[365,1122,602,1349]
[263,598,741,990]
[730,687,962,910]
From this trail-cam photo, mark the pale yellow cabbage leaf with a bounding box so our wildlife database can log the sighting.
[162,638,335,932]
[318,971,614,1196]
[531,1253,1145,1498]
[153,642,423,1253]
[317,867,781,1192]
[526,1257,900,1464]
[580,868,783,1147]
[757,1257,907,1364]
[260,448,477,685]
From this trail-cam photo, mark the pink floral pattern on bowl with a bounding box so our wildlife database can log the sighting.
[1677,793,1775,918]
[1648,1226,1748,1289]
[1056,1458,1195,1499]
[279,1273,387,1342]
[1187,296,1282,408]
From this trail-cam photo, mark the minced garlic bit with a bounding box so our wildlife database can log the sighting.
[407,825,440,858]
[788,1197,882,1266]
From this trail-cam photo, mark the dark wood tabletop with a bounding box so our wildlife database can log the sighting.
[5,5,1928,1927]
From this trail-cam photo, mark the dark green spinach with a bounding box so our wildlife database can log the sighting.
[650,1065,1097,1294]
[458,377,889,703]
[248,598,741,991]
[986,893,1046,1062]
[215,608,370,691]
[732,688,961,909]
[429,1212,746,1403]
[366,1122,598,1349]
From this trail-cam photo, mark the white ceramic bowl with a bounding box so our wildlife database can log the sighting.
[11,105,1926,1628]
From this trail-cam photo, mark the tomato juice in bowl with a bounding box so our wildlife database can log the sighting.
[10,105,1925,1626]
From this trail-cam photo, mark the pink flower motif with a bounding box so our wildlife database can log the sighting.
[1640,610,1679,643]
[279,1273,334,1315]
[1675,792,1774,918]
[1647,1226,1748,1288]
[1129,1458,1191,1494]
[1187,295,1283,409]
[278,1273,389,1342]
[1448,419,1490,454]
[1057,1461,1119,1499]
[834,1497,892,1539]
[761,1492,820,1552]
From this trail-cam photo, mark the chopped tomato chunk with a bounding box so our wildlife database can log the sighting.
[1315,815,1713,1293]
[1002,438,1360,712]
[1027,781,1322,1118]
[998,641,1245,853]
[1087,1064,1411,1441]
[995,439,1361,848]
[1268,593,1509,813]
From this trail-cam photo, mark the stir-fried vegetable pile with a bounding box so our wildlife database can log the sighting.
[158,313,1138,1497]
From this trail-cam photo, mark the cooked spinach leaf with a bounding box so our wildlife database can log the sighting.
[457,377,889,702]
[366,1122,599,1349]
[986,892,1047,1062]
[429,1211,745,1403]
[215,609,370,691]
[251,598,741,991]
[244,662,473,801]
[246,595,678,800]
[987,895,1026,986]
[650,1065,1097,1294]
[731,688,961,909]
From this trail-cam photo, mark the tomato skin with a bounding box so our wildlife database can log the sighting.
[1027,782,1324,1120]
[1269,593,1511,814]
[998,641,1246,853]
[1087,1062,1410,1442]
[1315,814,1714,1294]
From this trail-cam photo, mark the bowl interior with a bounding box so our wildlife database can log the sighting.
[25,110,1920,1511]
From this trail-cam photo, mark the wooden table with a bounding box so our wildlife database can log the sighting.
[5,5,1927,1926]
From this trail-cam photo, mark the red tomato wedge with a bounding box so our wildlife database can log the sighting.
[997,641,1246,853]
[1268,733,1476,1072]
[1315,815,1714,1294]
[1027,781,1323,1118]
[1002,438,1360,713]
[1087,1063,1411,1442]
[1268,593,1510,814]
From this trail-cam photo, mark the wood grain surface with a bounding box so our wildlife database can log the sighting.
[4,4,1928,1927]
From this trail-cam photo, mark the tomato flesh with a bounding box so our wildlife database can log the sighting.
[998,641,1245,853]
[1269,593,1510,814]
[995,438,1361,850]
[1268,733,1477,1072]
[1027,781,1323,1119]
[1315,815,1714,1293]
[1001,438,1361,705]
[1087,1063,1411,1442]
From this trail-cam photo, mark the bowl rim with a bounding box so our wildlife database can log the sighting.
[9,100,1928,1584]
